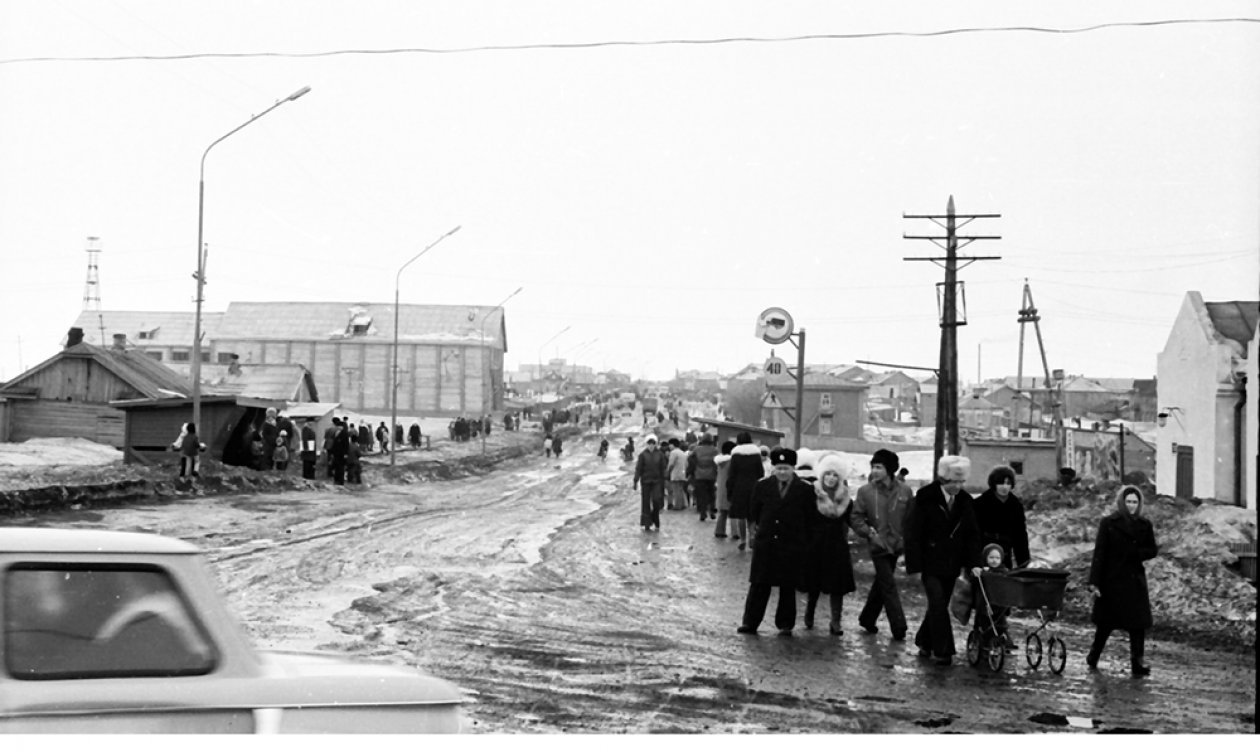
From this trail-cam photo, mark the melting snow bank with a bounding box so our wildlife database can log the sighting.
[0,437,123,467]
[1022,478,1256,650]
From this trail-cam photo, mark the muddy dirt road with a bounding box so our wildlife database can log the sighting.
[12,433,1255,733]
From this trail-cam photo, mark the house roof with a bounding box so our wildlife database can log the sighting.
[68,310,221,349]
[3,343,194,399]
[959,393,1000,410]
[766,372,868,389]
[1204,300,1259,355]
[214,302,508,349]
[201,363,318,401]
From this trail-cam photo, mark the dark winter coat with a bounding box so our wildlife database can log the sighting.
[686,443,719,481]
[797,483,856,596]
[634,447,668,485]
[747,474,814,586]
[903,481,982,580]
[300,425,318,462]
[973,488,1031,568]
[1089,511,1158,630]
[725,444,765,520]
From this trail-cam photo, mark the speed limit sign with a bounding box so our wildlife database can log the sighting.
[764,356,788,377]
[755,307,794,345]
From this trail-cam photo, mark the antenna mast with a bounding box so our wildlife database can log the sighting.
[82,236,105,343]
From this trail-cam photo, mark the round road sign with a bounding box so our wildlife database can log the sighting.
[763,356,788,377]
[756,307,794,345]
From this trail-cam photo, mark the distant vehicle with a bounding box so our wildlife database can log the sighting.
[0,528,465,733]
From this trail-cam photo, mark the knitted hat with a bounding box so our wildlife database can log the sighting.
[768,447,797,467]
[871,448,900,475]
[645,435,658,444]
[982,543,1005,563]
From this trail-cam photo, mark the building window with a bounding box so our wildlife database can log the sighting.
[145,351,163,361]
[1010,460,1025,475]
[170,350,190,363]
[216,352,237,364]
[819,417,832,435]
[820,393,832,408]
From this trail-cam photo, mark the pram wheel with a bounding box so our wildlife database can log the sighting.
[1025,633,1044,669]
[985,635,1006,672]
[965,630,982,666]
[1047,636,1067,674]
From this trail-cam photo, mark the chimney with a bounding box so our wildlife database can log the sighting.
[66,327,84,348]
[112,333,127,351]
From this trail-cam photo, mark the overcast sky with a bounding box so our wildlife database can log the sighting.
[1,1,1257,384]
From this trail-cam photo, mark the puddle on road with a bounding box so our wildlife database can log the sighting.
[1029,712,1098,729]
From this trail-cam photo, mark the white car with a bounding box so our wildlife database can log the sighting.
[0,528,464,733]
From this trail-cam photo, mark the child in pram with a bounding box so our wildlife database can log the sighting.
[973,543,1012,649]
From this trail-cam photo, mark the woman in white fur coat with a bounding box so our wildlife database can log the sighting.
[797,453,857,635]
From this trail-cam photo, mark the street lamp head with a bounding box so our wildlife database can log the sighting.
[287,86,312,101]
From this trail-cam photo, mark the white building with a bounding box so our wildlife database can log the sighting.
[1155,292,1257,507]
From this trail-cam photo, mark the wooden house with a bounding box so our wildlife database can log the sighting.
[0,330,193,446]
[761,372,868,448]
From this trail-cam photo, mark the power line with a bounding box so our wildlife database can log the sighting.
[2,18,1257,66]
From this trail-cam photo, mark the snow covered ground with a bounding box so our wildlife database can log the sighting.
[0,437,123,468]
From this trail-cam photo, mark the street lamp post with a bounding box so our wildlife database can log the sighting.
[536,325,571,396]
[192,85,312,432]
[390,225,462,466]
[479,287,524,454]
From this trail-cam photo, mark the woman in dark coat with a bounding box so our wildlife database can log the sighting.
[725,432,765,551]
[973,465,1030,569]
[1087,485,1158,675]
[798,454,857,635]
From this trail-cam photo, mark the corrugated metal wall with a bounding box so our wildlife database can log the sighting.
[212,338,493,416]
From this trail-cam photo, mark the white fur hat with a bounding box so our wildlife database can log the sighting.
[815,453,849,480]
[795,447,816,470]
[937,455,971,481]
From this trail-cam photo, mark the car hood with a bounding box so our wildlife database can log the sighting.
[254,649,466,706]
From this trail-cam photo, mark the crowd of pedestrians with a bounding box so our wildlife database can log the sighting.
[615,420,1159,676]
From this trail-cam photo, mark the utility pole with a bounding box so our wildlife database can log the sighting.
[1014,279,1063,468]
[904,196,1001,468]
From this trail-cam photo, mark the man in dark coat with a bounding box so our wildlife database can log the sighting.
[299,419,318,480]
[1087,485,1158,675]
[329,419,351,486]
[904,455,982,665]
[633,436,668,532]
[737,447,814,637]
[686,434,720,522]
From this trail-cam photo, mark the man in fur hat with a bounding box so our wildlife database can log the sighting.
[904,454,982,666]
[737,446,814,637]
[851,448,914,640]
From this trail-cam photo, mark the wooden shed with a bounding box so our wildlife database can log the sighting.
[112,395,289,467]
[0,332,193,447]
[692,418,785,449]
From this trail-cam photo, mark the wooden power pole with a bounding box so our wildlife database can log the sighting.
[904,196,1001,469]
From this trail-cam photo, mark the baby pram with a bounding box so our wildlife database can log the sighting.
[966,568,1071,673]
